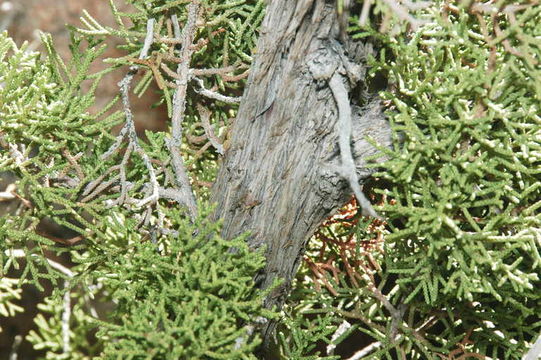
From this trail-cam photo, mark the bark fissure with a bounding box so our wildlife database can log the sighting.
[211,0,392,348]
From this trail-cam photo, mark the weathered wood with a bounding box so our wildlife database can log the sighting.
[210,0,392,350]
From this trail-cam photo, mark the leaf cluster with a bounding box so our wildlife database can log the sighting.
[286,1,541,359]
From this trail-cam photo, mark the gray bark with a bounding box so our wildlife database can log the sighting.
[210,0,392,349]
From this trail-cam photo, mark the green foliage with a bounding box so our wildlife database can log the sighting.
[26,289,100,360]
[374,0,541,348]
[284,203,405,359]
[86,208,272,359]
[278,310,340,360]
[76,0,264,182]
[2,0,541,359]
[0,277,24,332]
[1,1,270,357]
[283,1,541,358]
[0,30,120,288]
[18,205,272,360]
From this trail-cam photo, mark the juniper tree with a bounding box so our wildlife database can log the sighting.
[0,0,540,359]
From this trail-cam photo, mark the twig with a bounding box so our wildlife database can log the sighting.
[62,149,84,181]
[380,0,431,30]
[118,74,160,207]
[8,335,22,360]
[158,187,196,209]
[329,73,379,218]
[327,320,352,355]
[167,9,199,220]
[188,141,213,171]
[524,333,541,360]
[192,76,242,104]
[191,64,241,77]
[5,249,74,277]
[80,173,121,203]
[171,13,181,39]
[62,281,71,355]
[117,143,133,206]
[112,18,161,208]
[100,125,128,161]
[7,143,27,166]
[359,0,372,27]
[140,18,156,58]
[347,341,382,360]
[0,183,17,201]
[81,165,121,197]
[197,104,225,155]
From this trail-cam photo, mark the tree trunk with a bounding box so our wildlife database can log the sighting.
[211,0,392,349]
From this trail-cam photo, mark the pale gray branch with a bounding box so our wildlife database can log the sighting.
[347,341,382,360]
[192,76,242,104]
[524,334,541,360]
[380,0,431,30]
[168,7,199,220]
[197,104,225,155]
[62,281,71,355]
[329,73,378,218]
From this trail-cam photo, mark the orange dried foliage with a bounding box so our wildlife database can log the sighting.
[304,196,387,295]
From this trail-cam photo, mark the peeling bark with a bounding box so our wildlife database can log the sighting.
[210,0,392,349]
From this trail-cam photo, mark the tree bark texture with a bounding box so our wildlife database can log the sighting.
[211,0,392,346]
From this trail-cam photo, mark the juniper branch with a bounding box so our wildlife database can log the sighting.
[192,76,242,104]
[329,73,379,218]
[197,103,225,155]
[166,9,199,220]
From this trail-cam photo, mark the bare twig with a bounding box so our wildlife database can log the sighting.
[380,0,431,30]
[98,18,161,208]
[192,76,242,104]
[327,320,352,355]
[100,126,128,162]
[524,333,541,360]
[0,183,16,201]
[62,281,71,355]
[347,341,382,360]
[197,104,225,155]
[329,73,379,218]
[158,187,196,209]
[140,18,156,58]
[8,335,22,360]
[118,73,160,208]
[359,0,373,27]
[167,9,199,220]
